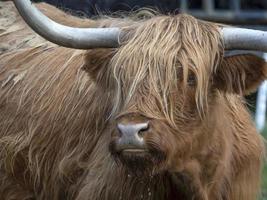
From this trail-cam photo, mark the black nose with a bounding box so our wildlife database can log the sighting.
[116,122,149,149]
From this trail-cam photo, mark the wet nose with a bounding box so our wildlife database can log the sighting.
[117,122,149,148]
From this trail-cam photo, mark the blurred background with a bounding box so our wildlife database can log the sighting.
[32,0,267,199]
[32,0,267,23]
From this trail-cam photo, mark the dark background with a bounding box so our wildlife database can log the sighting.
[32,0,267,16]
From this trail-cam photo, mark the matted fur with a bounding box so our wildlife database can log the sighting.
[0,2,266,200]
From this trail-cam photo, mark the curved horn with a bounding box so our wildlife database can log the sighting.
[13,0,121,49]
[13,0,267,51]
[222,27,267,52]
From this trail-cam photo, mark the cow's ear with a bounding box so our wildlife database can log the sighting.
[83,49,115,81]
[213,54,267,95]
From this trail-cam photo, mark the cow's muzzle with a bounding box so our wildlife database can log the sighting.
[112,122,149,153]
[109,115,167,173]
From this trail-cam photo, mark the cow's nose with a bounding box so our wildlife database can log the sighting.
[117,122,149,148]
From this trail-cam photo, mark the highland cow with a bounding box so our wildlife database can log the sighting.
[0,1,266,200]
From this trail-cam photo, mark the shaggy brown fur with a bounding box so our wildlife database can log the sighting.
[0,2,266,200]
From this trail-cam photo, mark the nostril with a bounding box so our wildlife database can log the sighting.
[116,124,123,137]
[137,123,149,137]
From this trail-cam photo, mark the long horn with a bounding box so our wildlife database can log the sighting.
[13,0,121,49]
[222,27,267,52]
[13,0,267,51]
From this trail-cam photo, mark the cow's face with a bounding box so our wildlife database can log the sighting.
[84,15,267,175]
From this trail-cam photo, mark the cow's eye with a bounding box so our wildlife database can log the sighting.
[187,74,196,86]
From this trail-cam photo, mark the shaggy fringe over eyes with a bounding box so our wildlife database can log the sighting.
[111,14,222,124]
